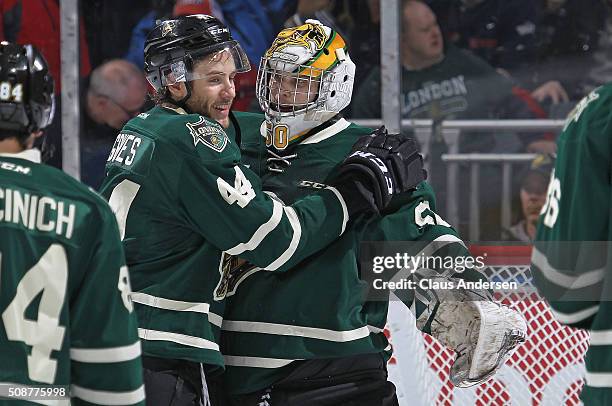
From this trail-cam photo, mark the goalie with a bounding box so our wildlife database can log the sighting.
[220,19,527,405]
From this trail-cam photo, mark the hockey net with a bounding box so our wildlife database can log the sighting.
[386,245,590,406]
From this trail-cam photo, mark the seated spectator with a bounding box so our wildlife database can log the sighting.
[353,0,547,152]
[82,60,148,188]
[503,154,553,242]
[86,59,148,130]
[352,0,551,239]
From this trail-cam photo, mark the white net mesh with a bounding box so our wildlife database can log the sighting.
[387,246,590,406]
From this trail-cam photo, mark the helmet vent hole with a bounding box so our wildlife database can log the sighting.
[343,75,348,82]
[330,90,336,98]
[323,49,330,55]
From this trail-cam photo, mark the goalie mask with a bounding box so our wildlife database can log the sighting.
[144,15,250,96]
[257,20,355,150]
[0,42,55,140]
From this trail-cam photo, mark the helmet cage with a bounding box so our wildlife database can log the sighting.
[257,55,341,119]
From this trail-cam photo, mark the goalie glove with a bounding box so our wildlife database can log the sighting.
[331,126,426,216]
[431,299,527,388]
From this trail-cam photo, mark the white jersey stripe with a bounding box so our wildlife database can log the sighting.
[224,355,297,369]
[226,199,283,255]
[208,311,223,328]
[71,384,145,405]
[586,372,612,388]
[70,341,141,363]
[138,328,219,351]
[325,186,349,235]
[367,325,384,334]
[531,246,605,289]
[550,305,600,325]
[131,293,210,314]
[265,206,302,271]
[590,330,612,345]
[221,320,373,342]
[300,118,351,145]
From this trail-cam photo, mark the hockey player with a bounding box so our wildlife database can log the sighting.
[220,20,527,405]
[531,85,612,405]
[0,42,144,404]
[98,15,425,405]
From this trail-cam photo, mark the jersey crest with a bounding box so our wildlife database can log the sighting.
[214,253,261,301]
[186,117,228,152]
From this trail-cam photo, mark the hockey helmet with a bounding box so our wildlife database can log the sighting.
[0,42,55,139]
[257,20,355,150]
[144,14,250,93]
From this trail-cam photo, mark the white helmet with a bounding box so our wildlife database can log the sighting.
[256,20,356,150]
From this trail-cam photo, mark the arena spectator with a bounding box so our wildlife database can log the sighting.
[86,60,148,130]
[353,0,547,151]
[503,154,554,242]
[352,0,551,239]
[82,60,148,188]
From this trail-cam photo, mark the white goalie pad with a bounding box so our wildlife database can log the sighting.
[431,298,527,388]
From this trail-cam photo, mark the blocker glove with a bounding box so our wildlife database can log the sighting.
[331,126,427,216]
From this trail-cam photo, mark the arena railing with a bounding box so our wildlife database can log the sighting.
[352,119,565,241]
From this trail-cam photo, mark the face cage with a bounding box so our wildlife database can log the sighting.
[257,56,337,118]
[148,42,250,90]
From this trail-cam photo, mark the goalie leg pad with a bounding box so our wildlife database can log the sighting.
[431,300,527,388]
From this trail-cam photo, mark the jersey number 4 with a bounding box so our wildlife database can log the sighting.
[1,245,68,384]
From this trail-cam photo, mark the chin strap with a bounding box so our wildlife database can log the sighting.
[229,110,241,147]
[166,81,194,114]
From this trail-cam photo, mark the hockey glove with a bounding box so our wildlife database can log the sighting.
[431,295,527,387]
[331,126,426,216]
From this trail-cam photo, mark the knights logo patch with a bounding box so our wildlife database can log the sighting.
[186,117,228,152]
[214,253,261,301]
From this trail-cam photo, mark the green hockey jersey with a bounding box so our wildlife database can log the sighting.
[531,84,612,405]
[98,106,349,370]
[221,113,482,395]
[0,150,144,405]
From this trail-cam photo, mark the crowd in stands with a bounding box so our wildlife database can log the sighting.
[3,0,609,239]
